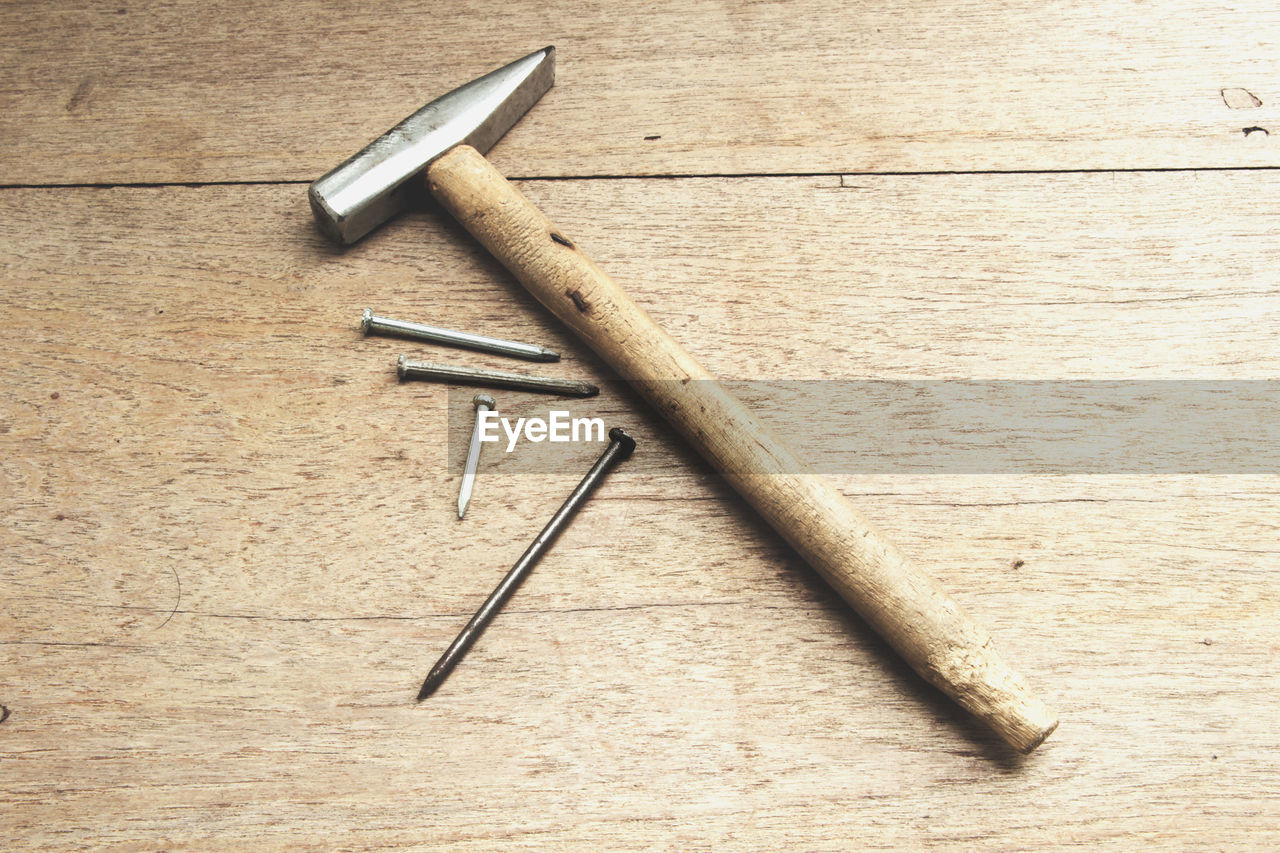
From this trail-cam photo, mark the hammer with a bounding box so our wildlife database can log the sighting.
[311,48,1058,753]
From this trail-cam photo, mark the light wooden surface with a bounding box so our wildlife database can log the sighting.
[3,2,1279,850]
[4,0,1280,184]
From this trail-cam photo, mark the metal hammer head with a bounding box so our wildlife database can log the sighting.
[309,47,555,244]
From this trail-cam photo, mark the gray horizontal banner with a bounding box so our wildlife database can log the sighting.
[448,381,1280,474]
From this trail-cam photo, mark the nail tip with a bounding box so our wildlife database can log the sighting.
[416,677,441,701]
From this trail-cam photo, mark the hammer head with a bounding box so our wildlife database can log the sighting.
[309,47,555,244]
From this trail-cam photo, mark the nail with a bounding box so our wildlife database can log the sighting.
[417,428,637,700]
[397,357,598,398]
[361,308,559,362]
[458,394,496,519]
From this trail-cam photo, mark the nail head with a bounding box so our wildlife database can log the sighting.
[608,427,637,457]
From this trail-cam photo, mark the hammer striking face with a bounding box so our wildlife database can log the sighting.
[309,47,554,244]
[310,49,1058,753]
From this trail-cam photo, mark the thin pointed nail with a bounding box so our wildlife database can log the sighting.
[361,308,560,362]
[398,357,598,398]
[416,428,637,700]
[458,394,496,519]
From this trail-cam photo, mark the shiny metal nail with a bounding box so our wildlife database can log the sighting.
[362,308,559,362]
[458,394,496,519]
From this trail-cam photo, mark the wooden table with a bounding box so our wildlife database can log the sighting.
[3,2,1278,848]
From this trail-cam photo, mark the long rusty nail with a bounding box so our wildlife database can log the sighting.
[417,428,636,700]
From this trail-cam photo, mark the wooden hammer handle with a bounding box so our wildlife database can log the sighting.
[426,144,1058,753]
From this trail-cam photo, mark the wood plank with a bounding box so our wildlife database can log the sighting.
[3,176,1279,848]
[3,1,1280,185]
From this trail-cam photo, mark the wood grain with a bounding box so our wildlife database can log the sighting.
[3,175,1279,847]
[3,0,1280,185]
